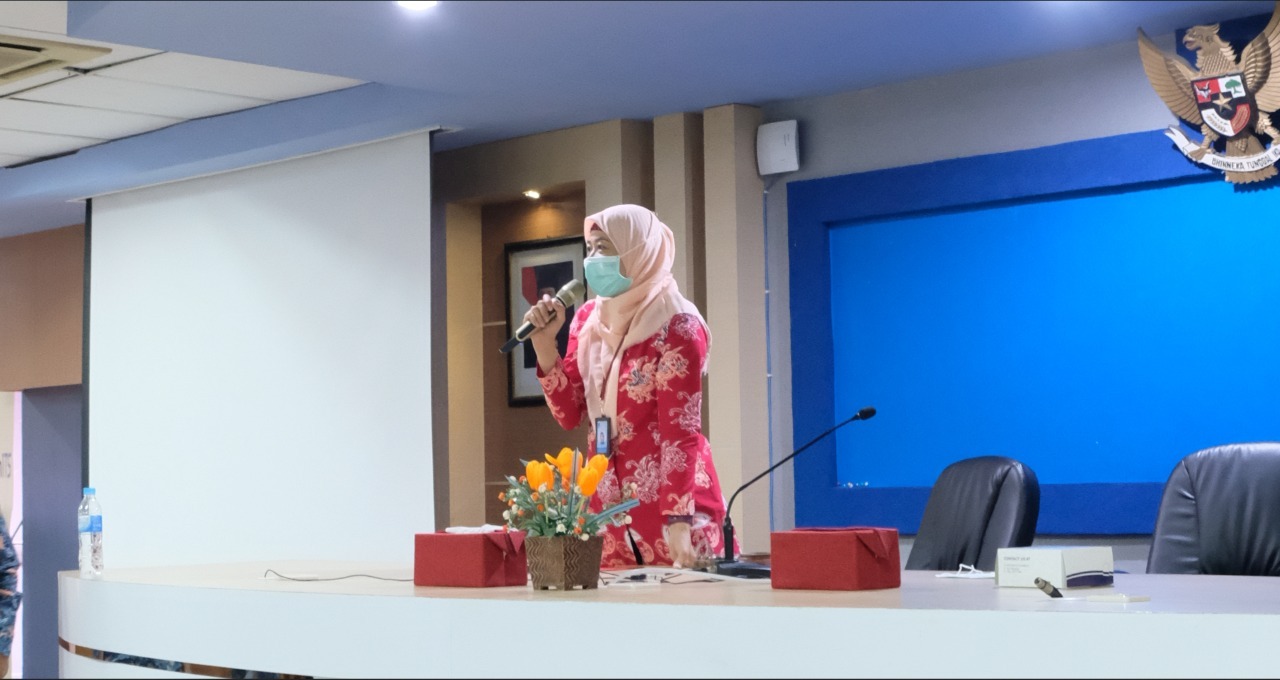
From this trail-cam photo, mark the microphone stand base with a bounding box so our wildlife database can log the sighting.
[712,559,772,579]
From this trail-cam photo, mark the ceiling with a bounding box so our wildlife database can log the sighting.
[0,29,363,168]
[0,0,1276,237]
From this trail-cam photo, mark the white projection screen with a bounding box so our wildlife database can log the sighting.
[88,131,434,568]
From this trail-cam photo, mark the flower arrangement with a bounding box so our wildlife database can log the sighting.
[501,447,639,539]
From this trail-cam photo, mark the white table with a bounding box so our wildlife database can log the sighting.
[58,562,1280,678]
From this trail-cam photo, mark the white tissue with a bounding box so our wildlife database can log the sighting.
[443,524,506,534]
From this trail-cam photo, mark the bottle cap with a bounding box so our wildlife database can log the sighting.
[84,487,95,494]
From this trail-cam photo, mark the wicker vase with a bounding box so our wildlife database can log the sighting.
[525,535,603,590]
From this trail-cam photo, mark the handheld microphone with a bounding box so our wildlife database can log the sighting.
[714,406,876,578]
[499,279,586,354]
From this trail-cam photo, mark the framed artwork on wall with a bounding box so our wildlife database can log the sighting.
[504,236,587,406]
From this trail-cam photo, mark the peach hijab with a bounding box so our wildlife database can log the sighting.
[576,205,710,428]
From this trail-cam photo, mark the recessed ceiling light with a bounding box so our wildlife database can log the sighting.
[523,190,541,200]
[397,1,438,10]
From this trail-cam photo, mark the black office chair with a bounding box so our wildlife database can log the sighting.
[905,456,1040,572]
[1147,442,1280,576]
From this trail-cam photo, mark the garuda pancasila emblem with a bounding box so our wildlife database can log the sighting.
[1138,2,1280,183]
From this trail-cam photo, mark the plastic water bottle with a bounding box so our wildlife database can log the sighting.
[77,487,103,579]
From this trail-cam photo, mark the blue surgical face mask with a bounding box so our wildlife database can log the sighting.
[584,255,633,297]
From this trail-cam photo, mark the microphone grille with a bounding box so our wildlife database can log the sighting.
[857,406,876,420]
[558,279,586,306]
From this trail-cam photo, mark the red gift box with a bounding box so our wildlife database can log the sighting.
[414,531,528,587]
[770,527,901,591]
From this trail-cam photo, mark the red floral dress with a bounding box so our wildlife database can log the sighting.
[538,299,731,568]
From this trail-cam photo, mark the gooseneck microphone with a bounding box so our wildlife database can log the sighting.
[499,279,586,354]
[714,406,877,578]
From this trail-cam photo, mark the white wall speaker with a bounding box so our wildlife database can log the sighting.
[756,120,800,176]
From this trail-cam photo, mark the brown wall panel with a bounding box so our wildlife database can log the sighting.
[0,224,85,391]
[480,189,588,523]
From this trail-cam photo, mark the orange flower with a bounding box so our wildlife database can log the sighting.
[526,460,554,491]
[545,447,576,485]
[575,454,609,496]
[577,466,602,497]
[497,492,506,501]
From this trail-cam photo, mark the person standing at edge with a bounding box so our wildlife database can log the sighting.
[522,204,734,569]
[0,514,20,677]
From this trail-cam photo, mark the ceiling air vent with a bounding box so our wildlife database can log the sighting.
[0,35,111,85]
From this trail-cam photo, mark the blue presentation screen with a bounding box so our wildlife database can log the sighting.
[829,179,1280,488]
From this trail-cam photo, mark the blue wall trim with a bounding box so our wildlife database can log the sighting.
[21,386,84,679]
[787,483,1165,535]
[787,129,1216,535]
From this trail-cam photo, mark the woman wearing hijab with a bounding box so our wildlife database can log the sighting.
[521,204,731,569]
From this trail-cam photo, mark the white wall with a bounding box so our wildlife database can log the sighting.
[88,131,434,568]
[759,36,1182,558]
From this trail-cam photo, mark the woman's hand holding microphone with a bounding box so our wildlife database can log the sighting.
[523,294,569,373]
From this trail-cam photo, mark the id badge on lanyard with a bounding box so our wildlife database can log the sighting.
[594,416,611,457]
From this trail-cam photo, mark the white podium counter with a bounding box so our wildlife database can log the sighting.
[59,561,1280,678]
